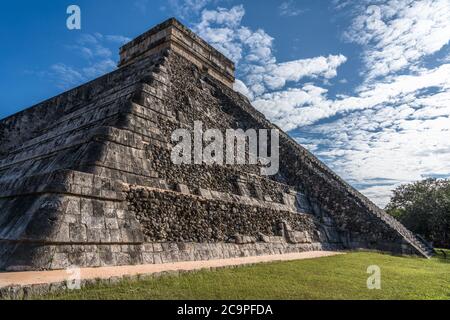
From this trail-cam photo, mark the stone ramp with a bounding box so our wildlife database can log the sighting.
[0,251,343,299]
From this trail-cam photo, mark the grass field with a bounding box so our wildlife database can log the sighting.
[40,250,449,300]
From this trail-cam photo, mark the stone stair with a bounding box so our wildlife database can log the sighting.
[380,213,434,258]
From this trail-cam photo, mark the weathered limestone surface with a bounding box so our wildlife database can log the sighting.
[0,18,432,271]
[119,18,235,88]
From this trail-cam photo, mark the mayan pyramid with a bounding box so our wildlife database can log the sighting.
[0,18,432,271]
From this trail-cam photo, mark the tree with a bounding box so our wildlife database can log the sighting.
[385,178,450,248]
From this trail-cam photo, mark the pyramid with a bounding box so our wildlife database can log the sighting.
[0,18,432,271]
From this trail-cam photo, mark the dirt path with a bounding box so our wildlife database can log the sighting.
[0,251,344,289]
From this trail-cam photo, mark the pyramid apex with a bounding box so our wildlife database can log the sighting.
[119,18,235,87]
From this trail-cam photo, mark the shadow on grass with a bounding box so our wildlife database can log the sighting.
[434,248,450,263]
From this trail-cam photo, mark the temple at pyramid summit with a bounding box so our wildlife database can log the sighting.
[0,18,433,271]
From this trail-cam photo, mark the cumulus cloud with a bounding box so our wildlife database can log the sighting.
[333,63,450,114]
[253,85,334,131]
[195,5,347,98]
[248,57,447,133]
[246,55,347,95]
[343,0,450,80]
[195,5,254,63]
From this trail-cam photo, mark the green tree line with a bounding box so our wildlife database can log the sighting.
[386,178,450,248]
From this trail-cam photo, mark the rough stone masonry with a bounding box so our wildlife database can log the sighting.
[0,18,433,272]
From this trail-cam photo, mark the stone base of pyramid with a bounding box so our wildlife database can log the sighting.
[0,170,420,272]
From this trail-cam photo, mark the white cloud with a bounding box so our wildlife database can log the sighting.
[195,6,347,98]
[167,0,217,18]
[136,0,220,17]
[82,59,116,78]
[343,0,450,80]
[233,79,254,100]
[49,63,85,89]
[253,85,334,131]
[105,35,131,44]
[302,103,450,207]
[197,4,245,29]
[46,33,127,89]
[279,1,305,17]
[253,62,450,134]
[247,54,347,95]
[195,5,249,62]
[334,63,450,114]
[332,0,354,10]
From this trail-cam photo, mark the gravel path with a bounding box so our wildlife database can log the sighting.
[0,251,344,289]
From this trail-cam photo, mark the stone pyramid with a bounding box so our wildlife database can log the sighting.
[0,18,432,271]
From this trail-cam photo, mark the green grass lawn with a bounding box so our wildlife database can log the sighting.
[40,250,449,300]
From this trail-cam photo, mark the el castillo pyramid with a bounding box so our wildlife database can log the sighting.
[0,18,432,271]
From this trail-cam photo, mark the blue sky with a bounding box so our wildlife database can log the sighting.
[1,0,450,206]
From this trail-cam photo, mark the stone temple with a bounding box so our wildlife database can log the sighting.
[0,18,432,271]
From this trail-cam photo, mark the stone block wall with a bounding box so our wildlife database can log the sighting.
[126,187,319,243]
